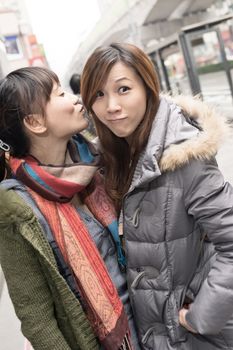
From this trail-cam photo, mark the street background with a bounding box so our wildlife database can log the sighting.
[1,0,233,349]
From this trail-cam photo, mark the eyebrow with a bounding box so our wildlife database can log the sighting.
[114,76,132,83]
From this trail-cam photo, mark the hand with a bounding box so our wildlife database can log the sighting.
[179,308,197,333]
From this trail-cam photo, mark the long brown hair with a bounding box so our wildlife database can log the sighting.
[81,43,160,212]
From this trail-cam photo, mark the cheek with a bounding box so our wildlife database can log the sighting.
[129,92,147,118]
[138,98,147,118]
[65,102,75,114]
[140,89,147,112]
[92,103,104,121]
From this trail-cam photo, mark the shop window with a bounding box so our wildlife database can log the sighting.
[4,35,23,60]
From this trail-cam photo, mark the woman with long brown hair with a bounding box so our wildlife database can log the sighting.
[82,43,160,213]
[81,42,233,349]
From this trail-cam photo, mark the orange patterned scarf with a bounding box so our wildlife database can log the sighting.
[30,191,132,349]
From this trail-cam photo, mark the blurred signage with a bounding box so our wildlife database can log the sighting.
[4,35,23,60]
[26,35,48,67]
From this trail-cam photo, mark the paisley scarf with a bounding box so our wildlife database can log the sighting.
[10,134,131,350]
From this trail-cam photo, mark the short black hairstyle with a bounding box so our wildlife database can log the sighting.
[69,73,81,94]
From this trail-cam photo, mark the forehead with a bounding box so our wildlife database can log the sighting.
[104,62,140,84]
[51,81,61,93]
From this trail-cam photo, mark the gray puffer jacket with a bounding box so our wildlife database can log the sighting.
[124,96,233,349]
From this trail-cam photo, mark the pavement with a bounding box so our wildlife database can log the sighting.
[0,279,25,350]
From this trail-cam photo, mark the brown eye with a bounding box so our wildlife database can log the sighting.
[96,91,104,98]
[119,86,130,93]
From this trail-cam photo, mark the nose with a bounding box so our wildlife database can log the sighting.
[67,92,80,105]
[106,96,121,113]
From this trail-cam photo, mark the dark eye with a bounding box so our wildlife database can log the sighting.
[96,90,104,98]
[59,92,65,97]
[119,86,130,93]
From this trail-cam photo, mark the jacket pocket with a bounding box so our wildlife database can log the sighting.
[130,266,160,293]
[131,271,146,291]
[129,267,163,342]
[163,292,188,345]
[186,241,216,301]
[141,324,167,349]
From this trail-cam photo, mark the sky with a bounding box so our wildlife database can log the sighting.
[24,0,101,81]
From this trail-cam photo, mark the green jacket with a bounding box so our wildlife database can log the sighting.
[0,188,100,350]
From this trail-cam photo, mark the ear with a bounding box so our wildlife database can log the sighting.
[23,114,47,134]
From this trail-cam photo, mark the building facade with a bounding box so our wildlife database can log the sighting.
[67,0,231,78]
[0,0,48,78]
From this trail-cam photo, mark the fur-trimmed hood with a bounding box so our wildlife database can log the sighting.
[159,95,230,172]
[130,95,230,189]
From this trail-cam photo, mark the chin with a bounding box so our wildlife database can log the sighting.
[113,130,130,138]
[83,120,89,129]
[77,121,89,133]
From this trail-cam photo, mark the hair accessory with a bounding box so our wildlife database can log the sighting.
[0,139,10,152]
